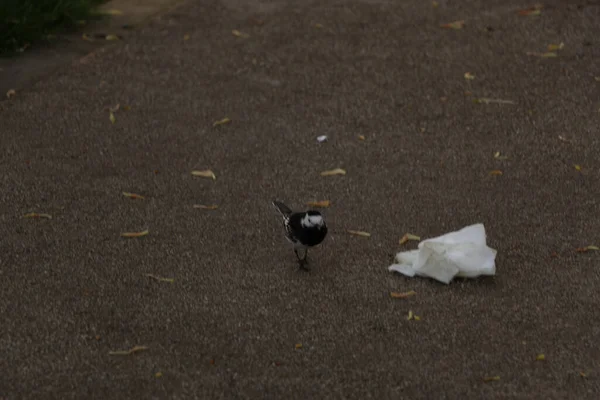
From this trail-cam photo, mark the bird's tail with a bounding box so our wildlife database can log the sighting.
[272,200,292,217]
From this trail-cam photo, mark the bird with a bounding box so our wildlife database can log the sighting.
[272,200,328,270]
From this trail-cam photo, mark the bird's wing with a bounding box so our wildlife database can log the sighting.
[272,200,292,217]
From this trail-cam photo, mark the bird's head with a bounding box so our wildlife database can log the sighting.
[301,211,325,229]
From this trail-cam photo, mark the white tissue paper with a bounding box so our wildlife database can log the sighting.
[388,223,497,284]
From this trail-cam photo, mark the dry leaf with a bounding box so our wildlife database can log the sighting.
[576,246,599,252]
[358,135,366,140]
[464,72,475,80]
[183,34,190,40]
[536,354,546,361]
[306,200,331,208]
[441,20,465,29]
[6,89,16,98]
[109,111,116,124]
[558,135,571,142]
[23,213,52,219]
[315,23,323,28]
[407,310,414,320]
[474,98,515,105]
[109,345,148,356]
[348,230,371,237]
[193,204,219,210]
[414,316,421,321]
[105,34,120,41]
[432,1,439,7]
[483,376,500,382]
[82,33,93,41]
[232,30,249,38]
[295,343,302,349]
[574,164,582,171]
[146,274,174,283]
[595,77,600,82]
[390,290,416,299]
[527,51,557,58]
[518,5,543,16]
[580,372,587,378]
[122,192,144,200]
[494,151,508,160]
[155,372,163,378]
[399,233,420,245]
[100,9,123,16]
[213,117,231,126]
[191,170,216,179]
[320,168,346,176]
[547,42,564,51]
[489,170,503,176]
[121,230,149,238]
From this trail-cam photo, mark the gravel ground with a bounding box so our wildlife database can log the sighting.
[1,0,600,398]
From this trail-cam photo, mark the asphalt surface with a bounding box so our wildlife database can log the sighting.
[1,0,600,398]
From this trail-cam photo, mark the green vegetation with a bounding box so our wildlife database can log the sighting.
[0,0,105,55]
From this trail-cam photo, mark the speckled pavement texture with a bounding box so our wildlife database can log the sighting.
[1,0,600,398]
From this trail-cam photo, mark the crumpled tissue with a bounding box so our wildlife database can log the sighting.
[388,223,497,284]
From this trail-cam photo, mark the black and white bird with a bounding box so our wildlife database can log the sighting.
[272,200,328,270]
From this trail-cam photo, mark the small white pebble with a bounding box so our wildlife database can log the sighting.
[317,135,328,143]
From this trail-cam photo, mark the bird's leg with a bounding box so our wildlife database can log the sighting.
[294,249,310,271]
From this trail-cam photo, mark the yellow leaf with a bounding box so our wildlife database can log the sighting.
[146,274,174,283]
[6,89,16,98]
[358,135,366,140]
[547,42,564,51]
[82,33,93,41]
[121,230,149,238]
[232,30,249,38]
[399,233,421,245]
[348,230,371,237]
[295,343,302,349]
[155,372,163,378]
[183,34,190,40]
[541,52,557,58]
[494,151,508,160]
[581,245,600,251]
[23,213,52,219]
[306,200,331,208]
[464,72,475,80]
[518,5,543,16]
[213,117,231,127]
[536,354,545,361]
[474,98,515,105]
[407,310,414,320]
[109,111,116,124]
[390,290,416,299]
[320,168,346,176]
[440,20,465,29]
[483,376,500,382]
[193,204,219,210]
[314,23,323,28]
[414,316,421,321]
[489,170,503,176]
[574,164,582,171]
[122,192,144,200]
[109,345,148,356]
[100,9,123,16]
[191,170,216,179]
[105,34,120,41]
